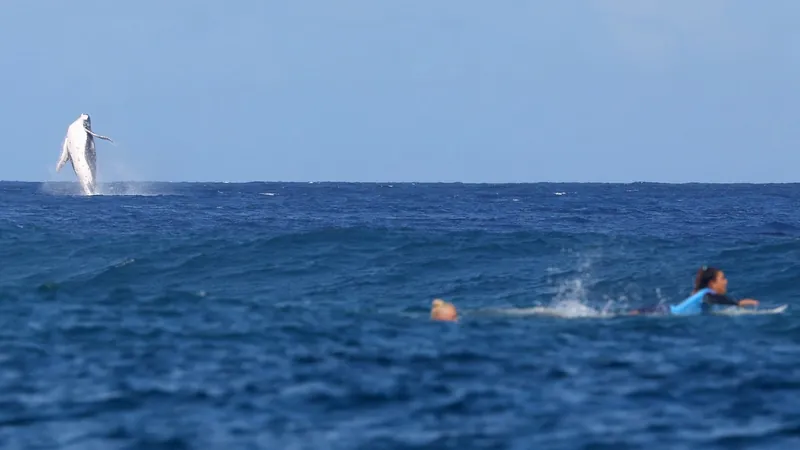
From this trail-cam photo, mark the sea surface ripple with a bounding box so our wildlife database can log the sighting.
[1,181,799,449]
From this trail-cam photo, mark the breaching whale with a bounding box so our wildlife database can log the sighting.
[55,113,114,195]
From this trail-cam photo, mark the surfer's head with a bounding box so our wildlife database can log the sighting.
[694,266,727,294]
[431,298,458,322]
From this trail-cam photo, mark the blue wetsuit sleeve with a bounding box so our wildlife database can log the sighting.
[703,293,739,306]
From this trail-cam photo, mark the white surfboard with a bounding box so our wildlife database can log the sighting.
[713,304,788,316]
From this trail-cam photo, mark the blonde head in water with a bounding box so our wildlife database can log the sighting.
[431,298,458,321]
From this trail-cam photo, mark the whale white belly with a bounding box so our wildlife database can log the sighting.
[66,132,96,195]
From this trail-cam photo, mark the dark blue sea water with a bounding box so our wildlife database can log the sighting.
[1,181,799,449]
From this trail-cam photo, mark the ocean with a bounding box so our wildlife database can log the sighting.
[1,181,798,449]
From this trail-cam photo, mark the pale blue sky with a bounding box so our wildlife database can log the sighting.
[3,1,800,183]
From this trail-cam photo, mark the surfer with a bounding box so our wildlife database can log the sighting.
[629,266,759,316]
[431,298,458,321]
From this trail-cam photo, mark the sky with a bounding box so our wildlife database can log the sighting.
[2,0,800,183]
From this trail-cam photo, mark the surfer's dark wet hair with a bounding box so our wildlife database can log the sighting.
[694,265,720,292]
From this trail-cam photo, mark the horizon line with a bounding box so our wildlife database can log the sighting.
[4,179,800,185]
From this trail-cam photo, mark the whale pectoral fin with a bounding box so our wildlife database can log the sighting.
[56,137,70,172]
[84,128,115,145]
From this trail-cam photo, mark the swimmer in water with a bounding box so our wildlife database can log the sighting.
[431,298,458,321]
[629,266,759,316]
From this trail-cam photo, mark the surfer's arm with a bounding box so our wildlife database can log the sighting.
[705,293,758,307]
[703,293,740,306]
